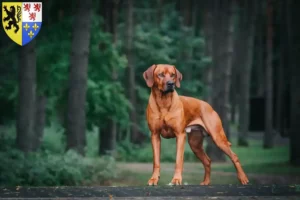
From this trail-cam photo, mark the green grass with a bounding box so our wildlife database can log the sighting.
[112,169,242,186]
[115,135,297,174]
[112,137,300,186]
[40,122,292,170]
[217,140,299,175]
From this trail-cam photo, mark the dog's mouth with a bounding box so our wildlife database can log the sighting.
[163,87,175,94]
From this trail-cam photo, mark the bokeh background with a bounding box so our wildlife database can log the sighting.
[0,0,300,186]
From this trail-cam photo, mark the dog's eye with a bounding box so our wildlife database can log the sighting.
[170,73,175,77]
[158,73,165,78]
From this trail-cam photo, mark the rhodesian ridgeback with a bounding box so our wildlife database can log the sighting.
[143,64,249,186]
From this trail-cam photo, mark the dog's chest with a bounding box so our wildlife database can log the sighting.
[160,124,175,138]
[157,110,175,126]
[156,112,177,138]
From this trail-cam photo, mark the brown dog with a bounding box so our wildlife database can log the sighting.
[143,64,249,186]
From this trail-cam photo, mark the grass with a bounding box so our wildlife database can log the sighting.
[218,141,299,175]
[215,139,297,175]
[111,137,300,186]
[112,168,242,186]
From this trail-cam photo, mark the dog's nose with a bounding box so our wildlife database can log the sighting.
[167,81,174,87]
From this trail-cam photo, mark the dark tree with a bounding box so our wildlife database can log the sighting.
[156,0,163,26]
[263,0,274,149]
[32,95,47,151]
[66,0,93,155]
[98,0,119,156]
[206,0,236,161]
[237,0,258,146]
[289,0,300,166]
[16,41,36,152]
[126,0,139,144]
[202,0,213,104]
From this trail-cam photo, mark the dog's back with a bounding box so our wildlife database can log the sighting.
[179,95,208,122]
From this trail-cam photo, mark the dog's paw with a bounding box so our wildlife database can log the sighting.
[147,176,159,186]
[238,173,249,185]
[170,175,182,185]
[200,180,210,185]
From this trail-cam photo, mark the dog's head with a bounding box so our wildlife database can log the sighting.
[143,64,182,93]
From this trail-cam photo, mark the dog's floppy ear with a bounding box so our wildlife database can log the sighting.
[175,67,183,88]
[143,64,157,87]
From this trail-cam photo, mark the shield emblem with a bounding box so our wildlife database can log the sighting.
[2,2,42,46]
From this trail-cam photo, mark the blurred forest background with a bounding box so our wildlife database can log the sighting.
[0,0,300,186]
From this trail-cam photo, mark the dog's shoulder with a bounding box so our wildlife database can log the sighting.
[179,95,212,111]
[178,95,203,104]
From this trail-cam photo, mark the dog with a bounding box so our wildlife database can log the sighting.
[143,64,249,186]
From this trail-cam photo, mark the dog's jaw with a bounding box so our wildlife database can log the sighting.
[162,88,174,94]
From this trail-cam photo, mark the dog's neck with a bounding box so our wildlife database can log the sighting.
[151,87,178,111]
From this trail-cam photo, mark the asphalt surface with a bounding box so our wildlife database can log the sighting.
[0,185,299,199]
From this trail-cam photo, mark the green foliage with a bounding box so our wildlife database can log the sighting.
[0,150,115,186]
[36,17,72,96]
[85,128,99,157]
[86,14,131,130]
[0,127,115,186]
[0,41,18,113]
[9,124,197,163]
[40,123,66,154]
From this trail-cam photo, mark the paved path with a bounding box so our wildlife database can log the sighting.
[0,185,299,199]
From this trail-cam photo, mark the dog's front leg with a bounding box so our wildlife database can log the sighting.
[148,133,161,186]
[170,133,186,185]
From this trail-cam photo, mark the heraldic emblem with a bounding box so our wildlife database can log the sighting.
[2,2,42,46]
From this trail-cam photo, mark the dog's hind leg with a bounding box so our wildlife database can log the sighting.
[187,130,211,185]
[201,104,249,185]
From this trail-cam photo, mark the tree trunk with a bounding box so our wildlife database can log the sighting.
[110,0,119,153]
[190,0,199,72]
[207,0,236,162]
[207,0,225,162]
[289,0,300,166]
[263,0,274,149]
[230,75,237,124]
[222,0,235,141]
[281,0,291,136]
[32,95,47,151]
[156,0,163,27]
[254,2,265,97]
[126,0,139,144]
[66,0,93,155]
[16,40,36,152]
[99,0,118,156]
[99,119,117,155]
[230,1,243,127]
[202,0,214,159]
[181,0,193,81]
[275,0,286,134]
[289,65,300,166]
[237,0,257,147]
[202,0,213,104]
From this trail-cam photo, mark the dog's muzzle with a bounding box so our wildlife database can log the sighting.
[165,81,175,92]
